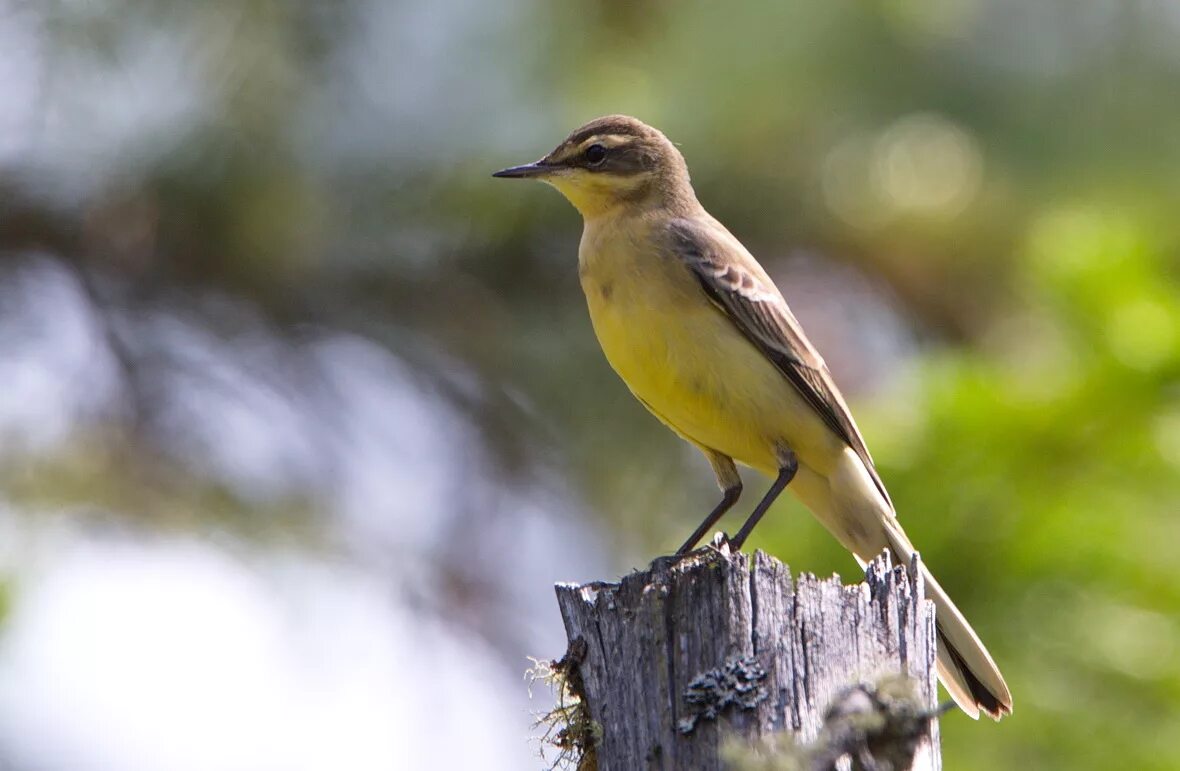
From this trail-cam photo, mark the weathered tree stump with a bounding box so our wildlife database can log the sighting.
[554,543,941,770]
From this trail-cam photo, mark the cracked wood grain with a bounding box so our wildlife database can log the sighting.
[554,545,940,771]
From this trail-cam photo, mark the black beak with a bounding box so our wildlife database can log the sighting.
[492,160,552,179]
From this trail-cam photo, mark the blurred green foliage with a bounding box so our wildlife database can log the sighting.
[1,0,1178,768]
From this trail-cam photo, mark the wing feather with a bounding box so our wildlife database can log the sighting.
[667,218,893,511]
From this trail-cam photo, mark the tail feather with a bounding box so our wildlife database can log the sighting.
[789,454,1012,718]
[880,517,1013,720]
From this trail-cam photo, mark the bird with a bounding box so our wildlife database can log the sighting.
[493,114,1011,720]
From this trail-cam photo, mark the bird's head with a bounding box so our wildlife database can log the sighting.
[493,115,694,218]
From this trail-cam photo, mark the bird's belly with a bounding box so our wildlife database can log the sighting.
[584,282,843,476]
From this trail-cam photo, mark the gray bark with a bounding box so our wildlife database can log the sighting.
[554,546,940,771]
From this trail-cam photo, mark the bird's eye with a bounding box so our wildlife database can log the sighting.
[584,144,607,166]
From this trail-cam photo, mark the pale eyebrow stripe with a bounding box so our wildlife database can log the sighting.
[578,134,631,149]
[549,134,635,164]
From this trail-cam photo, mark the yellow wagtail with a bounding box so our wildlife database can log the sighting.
[493,115,1011,719]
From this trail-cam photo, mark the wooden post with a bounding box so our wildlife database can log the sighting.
[554,544,941,770]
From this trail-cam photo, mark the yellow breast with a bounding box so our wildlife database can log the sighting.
[577,219,842,477]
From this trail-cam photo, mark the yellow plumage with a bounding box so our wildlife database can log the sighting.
[579,212,838,477]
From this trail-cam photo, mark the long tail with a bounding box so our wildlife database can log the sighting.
[880,516,1013,720]
[789,455,1013,718]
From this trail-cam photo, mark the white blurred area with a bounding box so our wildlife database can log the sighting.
[0,257,606,770]
[0,533,531,771]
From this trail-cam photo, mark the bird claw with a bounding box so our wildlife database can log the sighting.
[704,532,733,556]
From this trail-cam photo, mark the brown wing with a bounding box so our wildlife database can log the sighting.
[667,218,893,511]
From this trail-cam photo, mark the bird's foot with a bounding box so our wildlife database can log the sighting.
[703,531,734,556]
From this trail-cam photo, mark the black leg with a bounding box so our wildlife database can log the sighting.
[676,483,742,555]
[728,452,798,552]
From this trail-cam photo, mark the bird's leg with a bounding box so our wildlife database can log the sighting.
[676,485,741,555]
[676,451,742,555]
[728,447,798,552]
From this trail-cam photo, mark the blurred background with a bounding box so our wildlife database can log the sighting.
[0,0,1178,768]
